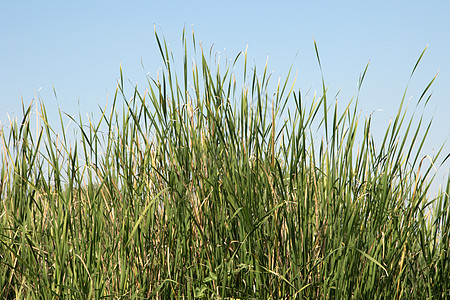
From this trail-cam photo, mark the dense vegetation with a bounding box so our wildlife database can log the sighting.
[1,30,449,299]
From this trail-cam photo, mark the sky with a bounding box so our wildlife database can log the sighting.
[1,1,449,192]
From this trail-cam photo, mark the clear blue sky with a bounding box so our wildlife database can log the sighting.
[1,1,449,191]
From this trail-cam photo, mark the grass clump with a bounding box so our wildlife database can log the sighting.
[1,29,449,299]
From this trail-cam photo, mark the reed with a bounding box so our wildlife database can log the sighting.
[1,29,449,299]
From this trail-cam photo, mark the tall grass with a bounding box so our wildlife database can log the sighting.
[1,29,449,299]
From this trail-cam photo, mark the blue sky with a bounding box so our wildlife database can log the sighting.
[1,1,449,191]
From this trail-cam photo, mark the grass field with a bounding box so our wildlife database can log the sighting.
[1,29,449,299]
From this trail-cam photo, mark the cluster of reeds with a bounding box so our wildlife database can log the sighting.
[1,29,449,299]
